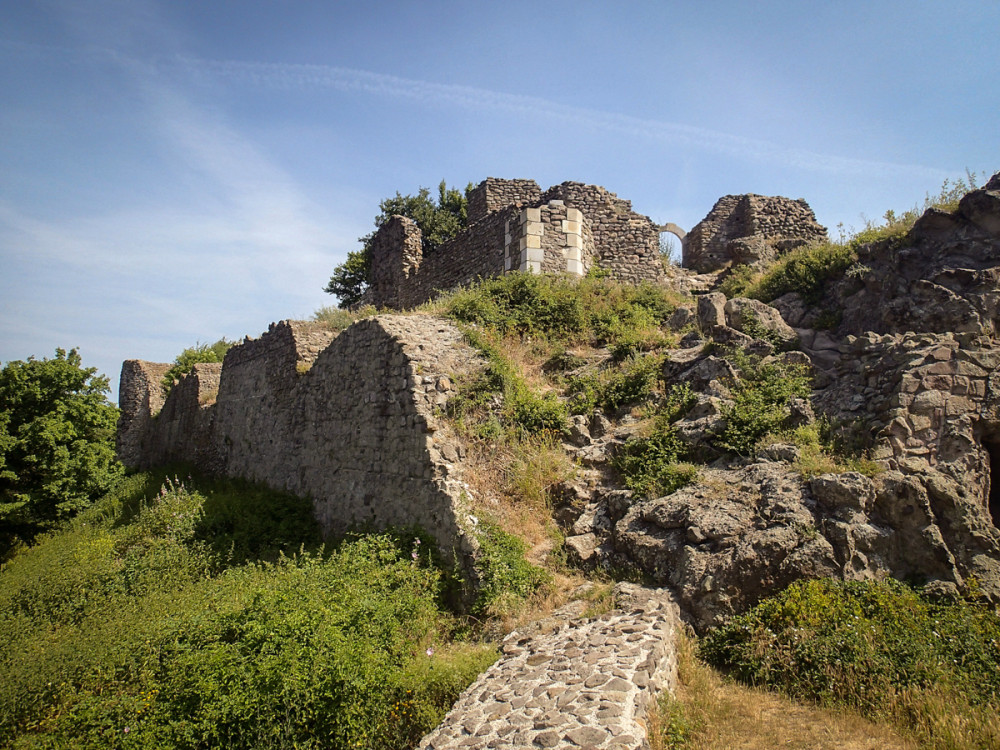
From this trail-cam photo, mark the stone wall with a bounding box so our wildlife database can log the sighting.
[365,178,665,310]
[683,193,828,273]
[467,178,541,224]
[117,316,485,558]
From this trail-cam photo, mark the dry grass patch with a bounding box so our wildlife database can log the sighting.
[649,635,917,750]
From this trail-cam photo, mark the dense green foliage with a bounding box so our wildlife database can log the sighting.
[0,349,121,557]
[445,272,679,349]
[471,522,550,616]
[716,350,812,457]
[161,338,234,392]
[613,384,698,499]
[0,472,495,749]
[326,180,471,308]
[700,578,1000,745]
[449,328,568,439]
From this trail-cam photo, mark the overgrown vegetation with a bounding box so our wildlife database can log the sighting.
[613,384,698,499]
[0,471,495,749]
[0,348,121,558]
[715,349,812,457]
[161,338,234,392]
[649,632,917,750]
[720,170,986,304]
[700,578,1000,749]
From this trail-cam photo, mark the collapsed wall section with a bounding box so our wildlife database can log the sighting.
[116,316,483,556]
[684,194,828,273]
[539,182,663,284]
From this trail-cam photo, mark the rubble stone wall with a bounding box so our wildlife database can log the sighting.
[366,178,665,309]
[117,316,484,556]
[684,193,828,273]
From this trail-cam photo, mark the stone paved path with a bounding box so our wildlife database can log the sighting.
[418,587,679,749]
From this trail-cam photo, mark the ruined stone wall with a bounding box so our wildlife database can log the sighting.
[684,194,828,273]
[116,360,170,468]
[365,178,665,310]
[467,178,541,224]
[117,316,484,556]
[368,216,423,310]
[540,182,663,284]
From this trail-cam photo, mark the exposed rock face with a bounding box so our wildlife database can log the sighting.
[562,173,1000,631]
[683,193,828,273]
[117,316,485,561]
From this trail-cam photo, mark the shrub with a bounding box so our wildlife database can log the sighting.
[715,351,811,457]
[471,521,549,616]
[161,338,234,392]
[613,384,698,499]
[699,578,1000,747]
[567,354,664,415]
[0,474,495,749]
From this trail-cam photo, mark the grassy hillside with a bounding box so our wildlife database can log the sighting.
[0,471,495,749]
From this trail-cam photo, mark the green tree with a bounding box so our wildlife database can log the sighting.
[0,349,122,556]
[325,180,472,308]
[162,337,234,392]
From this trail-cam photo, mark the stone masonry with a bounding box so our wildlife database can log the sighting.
[117,315,485,560]
[683,193,828,273]
[365,179,665,309]
[418,586,680,750]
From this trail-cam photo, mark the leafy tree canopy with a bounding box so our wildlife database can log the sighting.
[0,348,121,556]
[325,180,473,308]
[162,338,234,392]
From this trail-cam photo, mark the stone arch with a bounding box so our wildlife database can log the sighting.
[658,223,686,266]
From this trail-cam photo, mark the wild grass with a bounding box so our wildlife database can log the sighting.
[698,578,1000,750]
[649,633,918,750]
[0,472,496,750]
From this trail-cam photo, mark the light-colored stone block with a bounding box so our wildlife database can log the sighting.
[548,199,564,207]
[567,258,584,276]
[567,207,582,222]
[565,233,583,249]
[520,259,541,273]
[562,220,581,234]
[519,235,541,251]
[565,247,582,262]
[525,207,541,223]
[525,221,544,237]
[526,247,544,263]
[504,232,511,245]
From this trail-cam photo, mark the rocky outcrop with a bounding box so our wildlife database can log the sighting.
[560,173,1000,631]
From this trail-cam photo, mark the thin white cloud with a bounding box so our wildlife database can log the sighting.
[169,56,949,181]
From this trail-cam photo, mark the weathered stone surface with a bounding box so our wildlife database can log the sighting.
[724,297,798,347]
[418,590,679,750]
[118,316,484,560]
[366,178,666,309]
[683,194,827,273]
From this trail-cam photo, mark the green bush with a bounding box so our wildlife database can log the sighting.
[716,351,811,457]
[161,338,234,392]
[0,474,494,749]
[613,384,698,499]
[450,328,567,438]
[700,578,1000,721]
[471,521,549,616]
[567,354,664,415]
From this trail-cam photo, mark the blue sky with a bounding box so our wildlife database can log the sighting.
[1,0,997,403]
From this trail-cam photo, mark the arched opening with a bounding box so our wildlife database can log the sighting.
[985,440,1000,527]
[658,223,686,268]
